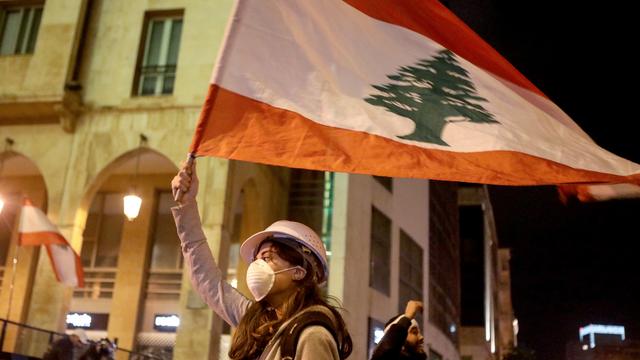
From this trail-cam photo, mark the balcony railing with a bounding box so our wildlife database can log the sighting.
[73,268,117,299]
[72,267,183,301]
[0,318,162,360]
[145,269,182,301]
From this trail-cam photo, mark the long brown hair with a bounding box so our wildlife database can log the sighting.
[229,240,352,359]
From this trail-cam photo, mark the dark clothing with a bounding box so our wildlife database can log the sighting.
[42,337,75,360]
[370,316,427,360]
[79,339,116,360]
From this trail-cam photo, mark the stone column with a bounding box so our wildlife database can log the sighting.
[106,186,155,350]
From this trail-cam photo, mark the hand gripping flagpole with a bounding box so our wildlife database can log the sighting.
[174,153,196,204]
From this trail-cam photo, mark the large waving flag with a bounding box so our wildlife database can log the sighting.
[18,200,84,287]
[190,0,640,185]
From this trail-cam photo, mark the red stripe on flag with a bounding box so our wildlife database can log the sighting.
[75,251,85,288]
[344,0,545,98]
[190,84,221,153]
[194,85,639,186]
[19,231,67,246]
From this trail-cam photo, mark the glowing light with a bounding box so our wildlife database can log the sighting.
[450,324,457,333]
[154,315,180,328]
[66,313,92,328]
[582,344,589,351]
[374,328,385,344]
[0,197,4,214]
[123,194,142,221]
[230,279,238,288]
[579,324,625,349]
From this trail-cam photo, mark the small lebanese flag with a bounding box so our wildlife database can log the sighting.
[18,199,84,287]
[190,0,640,185]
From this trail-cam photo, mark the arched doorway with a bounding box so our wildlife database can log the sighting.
[68,147,179,353]
[0,151,47,352]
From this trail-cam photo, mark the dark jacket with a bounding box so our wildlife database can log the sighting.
[370,316,427,360]
[42,336,74,360]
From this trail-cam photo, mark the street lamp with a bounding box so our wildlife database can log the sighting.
[123,194,142,221]
[123,134,147,221]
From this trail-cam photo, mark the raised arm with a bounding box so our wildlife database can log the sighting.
[370,316,411,359]
[171,160,252,326]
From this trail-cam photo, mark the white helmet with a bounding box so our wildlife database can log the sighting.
[240,220,328,283]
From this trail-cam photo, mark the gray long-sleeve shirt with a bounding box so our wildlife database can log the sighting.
[172,202,340,360]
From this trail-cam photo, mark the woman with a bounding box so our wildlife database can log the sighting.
[171,162,352,359]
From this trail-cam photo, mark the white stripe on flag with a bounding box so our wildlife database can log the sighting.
[19,205,61,234]
[47,244,80,287]
[19,201,84,287]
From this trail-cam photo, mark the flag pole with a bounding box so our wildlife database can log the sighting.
[174,152,196,204]
[4,241,20,321]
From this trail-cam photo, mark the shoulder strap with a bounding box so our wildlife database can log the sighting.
[279,311,340,360]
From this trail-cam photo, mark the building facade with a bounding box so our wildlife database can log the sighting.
[566,325,639,360]
[1,1,462,359]
[458,185,517,360]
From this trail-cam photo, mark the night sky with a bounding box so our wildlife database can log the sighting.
[445,1,640,360]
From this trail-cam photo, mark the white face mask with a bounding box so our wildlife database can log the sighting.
[245,259,302,301]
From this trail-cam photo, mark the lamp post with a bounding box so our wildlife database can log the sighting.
[123,134,147,221]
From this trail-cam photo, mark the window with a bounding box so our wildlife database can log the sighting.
[398,230,423,326]
[369,206,391,295]
[0,4,43,55]
[134,10,183,96]
[149,192,182,270]
[429,180,460,345]
[81,193,125,268]
[287,169,334,257]
[373,176,392,192]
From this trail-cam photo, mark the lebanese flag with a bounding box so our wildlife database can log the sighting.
[18,200,84,287]
[190,0,640,185]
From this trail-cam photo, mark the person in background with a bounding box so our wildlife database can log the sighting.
[371,300,427,360]
[79,338,116,360]
[42,329,89,360]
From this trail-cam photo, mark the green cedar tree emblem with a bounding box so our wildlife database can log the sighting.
[365,49,499,146]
